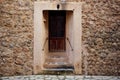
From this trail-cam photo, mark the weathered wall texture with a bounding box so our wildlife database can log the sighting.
[82,0,120,76]
[0,0,119,76]
[0,0,34,76]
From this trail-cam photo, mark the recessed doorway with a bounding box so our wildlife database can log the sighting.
[34,1,82,74]
[43,11,73,71]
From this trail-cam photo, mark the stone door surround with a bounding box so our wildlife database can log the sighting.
[34,1,82,74]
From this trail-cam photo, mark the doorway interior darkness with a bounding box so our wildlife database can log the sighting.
[49,11,66,52]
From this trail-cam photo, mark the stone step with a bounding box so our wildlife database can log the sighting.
[43,68,74,71]
[47,52,67,57]
[45,57,68,63]
[44,52,71,69]
[43,62,72,69]
[42,69,74,75]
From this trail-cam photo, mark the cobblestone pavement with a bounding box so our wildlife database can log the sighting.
[0,75,120,80]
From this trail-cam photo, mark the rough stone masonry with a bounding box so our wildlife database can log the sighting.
[0,0,120,76]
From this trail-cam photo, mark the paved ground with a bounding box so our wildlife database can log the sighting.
[0,75,120,80]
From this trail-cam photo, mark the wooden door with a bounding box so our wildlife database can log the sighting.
[49,11,66,52]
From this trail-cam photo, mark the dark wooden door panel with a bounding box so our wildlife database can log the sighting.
[49,38,65,51]
[49,11,66,52]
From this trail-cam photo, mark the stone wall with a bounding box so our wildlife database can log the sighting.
[82,0,120,76]
[0,0,34,76]
[0,0,119,76]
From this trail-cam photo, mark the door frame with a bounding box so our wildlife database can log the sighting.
[34,1,82,74]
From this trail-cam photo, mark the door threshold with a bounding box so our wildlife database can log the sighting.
[43,68,74,71]
[38,68,74,75]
